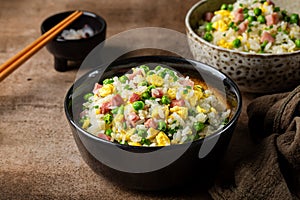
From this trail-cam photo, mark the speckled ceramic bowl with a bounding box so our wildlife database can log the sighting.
[185,0,300,93]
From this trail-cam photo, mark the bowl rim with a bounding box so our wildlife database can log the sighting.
[64,55,242,150]
[185,0,300,57]
[40,10,106,43]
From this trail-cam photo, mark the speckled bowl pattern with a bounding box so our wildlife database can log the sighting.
[185,0,300,93]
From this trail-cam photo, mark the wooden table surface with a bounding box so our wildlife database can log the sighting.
[1,0,298,199]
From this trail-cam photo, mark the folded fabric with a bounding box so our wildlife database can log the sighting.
[209,86,300,200]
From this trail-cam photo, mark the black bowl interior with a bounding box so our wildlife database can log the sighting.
[41,10,106,41]
[41,10,106,71]
[64,56,242,190]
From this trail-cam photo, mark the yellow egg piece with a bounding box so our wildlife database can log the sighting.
[170,106,188,119]
[214,10,231,17]
[156,132,170,146]
[82,118,90,129]
[128,142,142,146]
[146,127,160,140]
[146,74,164,87]
[167,88,177,99]
[212,20,228,32]
[98,84,114,97]
[197,106,207,114]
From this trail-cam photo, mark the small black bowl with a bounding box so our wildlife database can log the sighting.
[64,56,242,191]
[41,10,106,72]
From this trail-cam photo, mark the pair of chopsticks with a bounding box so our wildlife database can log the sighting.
[0,10,83,82]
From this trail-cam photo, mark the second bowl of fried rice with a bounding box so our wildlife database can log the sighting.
[186,0,300,93]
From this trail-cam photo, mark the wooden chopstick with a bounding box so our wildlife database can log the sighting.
[0,10,83,82]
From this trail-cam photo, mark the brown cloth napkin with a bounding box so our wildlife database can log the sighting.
[209,86,300,200]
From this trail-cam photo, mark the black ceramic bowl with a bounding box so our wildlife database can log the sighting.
[64,56,242,191]
[41,11,106,71]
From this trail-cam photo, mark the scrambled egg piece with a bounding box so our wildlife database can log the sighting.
[197,105,208,113]
[170,106,188,119]
[156,132,170,146]
[146,74,164,87]
[95,108,100,115]
[167,88,177,99]
[128,142,141,146]
[213,20,228,32]
[98,84,114,97]
[146,128,160,140]
[218,39,233,49]
[189,90,203,106]
[214,10,231,17]
[82,118,90,129]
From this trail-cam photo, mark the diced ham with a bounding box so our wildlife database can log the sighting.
[151,88,163,98]
[93,83,102,94]
[179,79,194,87]
[266,13,279,26]
[98,133,111,141]
[170,99,185,108]
[129,93,140,103]
[128,70,143,80]
[111,94,124,106]
[260,31,275,43]
[145,118,158,129]
[267,0,275,6]
[238,20,249,34]
[100,102,111,114]
[204,12,214,22]
[233,8,244,23]
[127,112,140,127]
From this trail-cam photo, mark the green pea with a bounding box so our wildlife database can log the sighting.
[118,105,124,114]
[188,109,197,117]
[203,32,213,42]
[147,71,155,76]
[138,80,148,86]
[205,22,214,32]
[228,21,234,28]
[105,129,112,136]
[141,91,151,100]
[159,71,167,78]
[273,7,280,12]
[193,122,205,132]
[111,107,119,114]
[295,39,300,48]
[103,114,113,124]
[83,93,93,100]
[161,95,171,105]
[137,129,147,138]
[132,101,145,111]
[254,8,262,16]
[232,39,241,48]
[155,65,162,71]
[228,4,233,11]
[147,85,156,92]
[243,8,249,14]
[257,15,266,24]
[220,4,227,10]
[119,75,128,83]
[140,65,149,73]
[261,41,268,50]
[103,78,114,85]
[124,85,133,90]
[158,121,167,132]
[141,138,151,145]
[247,16,256,23]
[290,13,299,24]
